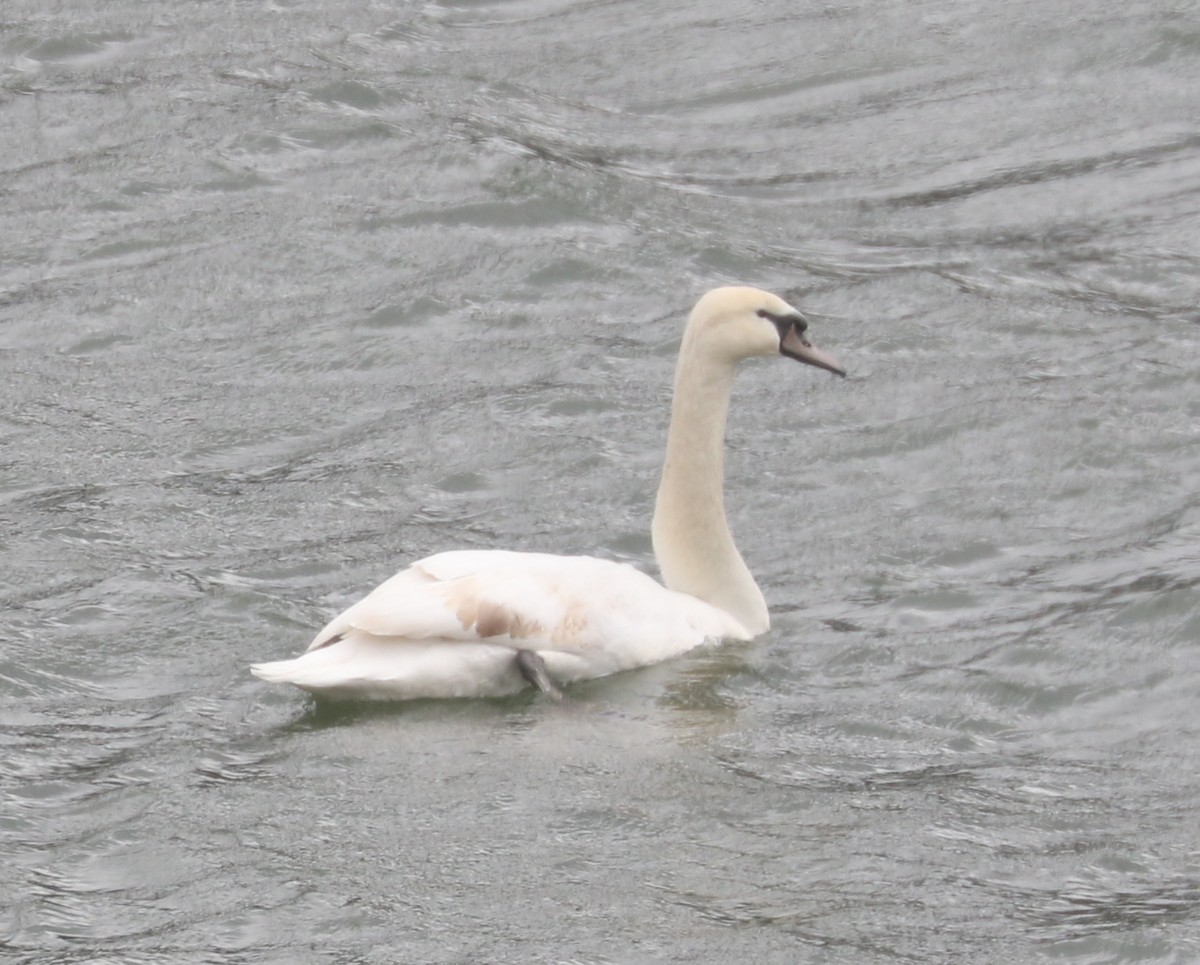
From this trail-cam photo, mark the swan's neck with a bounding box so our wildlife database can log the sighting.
[651,339,768,638]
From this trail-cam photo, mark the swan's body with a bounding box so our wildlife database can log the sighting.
[251,286,844,700]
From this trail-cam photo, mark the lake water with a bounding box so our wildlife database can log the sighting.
[3,0,1199,962]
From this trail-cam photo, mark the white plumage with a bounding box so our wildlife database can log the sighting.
[251,551,742,700]
[251,286,845,701]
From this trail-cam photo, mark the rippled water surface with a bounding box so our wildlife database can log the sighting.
[3,0,1199,962]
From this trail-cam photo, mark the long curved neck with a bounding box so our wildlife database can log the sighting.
[651,335,768,638]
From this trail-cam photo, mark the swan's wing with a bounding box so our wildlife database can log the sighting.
[305,550,740,671]
[252,550,748,699]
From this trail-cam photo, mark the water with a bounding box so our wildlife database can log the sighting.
[3,0,1199,961]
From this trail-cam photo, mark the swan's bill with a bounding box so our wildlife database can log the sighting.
[780,323,846,377]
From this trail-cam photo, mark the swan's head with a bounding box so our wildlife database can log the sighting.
[687,286,845,377]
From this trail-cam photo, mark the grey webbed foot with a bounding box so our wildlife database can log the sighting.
[515,649,564,702]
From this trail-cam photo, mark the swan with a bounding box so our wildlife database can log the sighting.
[250,286,845,701]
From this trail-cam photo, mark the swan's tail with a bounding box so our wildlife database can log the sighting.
[249,636,526,700]
[249,657,320,686]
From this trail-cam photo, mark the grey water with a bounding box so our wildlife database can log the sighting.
[3,0,1199,961]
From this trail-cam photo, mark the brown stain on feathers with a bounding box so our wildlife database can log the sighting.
[475,601,544,639]
[441,577,590,645]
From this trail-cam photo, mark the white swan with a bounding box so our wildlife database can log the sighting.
[250,286,845,701]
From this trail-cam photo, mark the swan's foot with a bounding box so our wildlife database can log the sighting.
[515,650,564,702]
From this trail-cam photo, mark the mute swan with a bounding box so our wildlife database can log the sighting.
[251,286,845,701]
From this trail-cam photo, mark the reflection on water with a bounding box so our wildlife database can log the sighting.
[3,0,1199,961]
